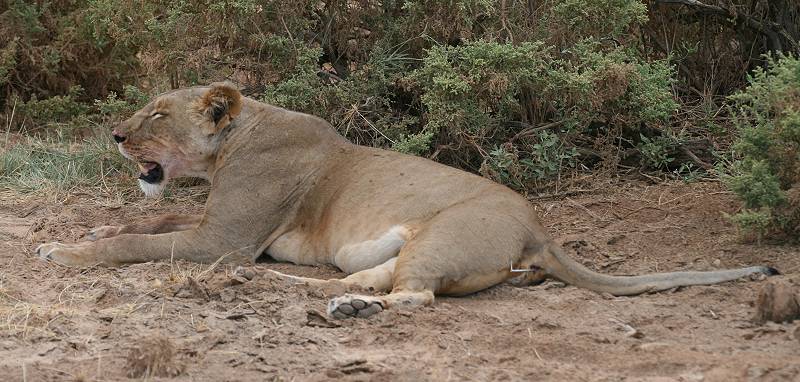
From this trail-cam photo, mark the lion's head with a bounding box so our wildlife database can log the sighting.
[112,82,243,197]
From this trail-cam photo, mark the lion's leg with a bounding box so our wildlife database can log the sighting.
[86,214,203,241]
[36,226,250,267]
[268,257,396,292]
[326,255,440,319]
[327,203,532,319]
[264,256,436,320]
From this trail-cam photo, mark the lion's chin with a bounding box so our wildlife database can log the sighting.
[138,178,166,198]
[137,161,164,184]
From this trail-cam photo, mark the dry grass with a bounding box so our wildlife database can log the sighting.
[1,120,211,209]
[0,297,79,339]
[125,334,183,378]
[0,262,156,340]
[0,281,93,339]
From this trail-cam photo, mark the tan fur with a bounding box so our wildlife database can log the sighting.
[85,214,202,241]
[35,83,777,319]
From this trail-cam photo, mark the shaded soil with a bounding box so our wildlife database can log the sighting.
[0,181,798,381]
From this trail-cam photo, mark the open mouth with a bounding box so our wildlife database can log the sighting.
[137,162,164,184]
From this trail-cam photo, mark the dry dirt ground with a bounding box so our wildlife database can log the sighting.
[0,181,798,381]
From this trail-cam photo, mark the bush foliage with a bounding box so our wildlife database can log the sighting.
[1,1,799,217]
[726,54,800,239]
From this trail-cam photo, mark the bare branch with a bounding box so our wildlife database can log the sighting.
[655,0,799,54]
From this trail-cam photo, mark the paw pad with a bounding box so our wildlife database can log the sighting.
[328,295,383,319]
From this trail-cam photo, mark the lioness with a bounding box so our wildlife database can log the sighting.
[36,83,777,319]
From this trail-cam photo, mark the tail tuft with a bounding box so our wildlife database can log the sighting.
[763,266,781,276]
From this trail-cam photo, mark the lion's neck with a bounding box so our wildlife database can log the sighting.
[209,98,351,179]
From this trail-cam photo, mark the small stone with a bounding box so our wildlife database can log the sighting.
[326,370,345,378]
[219,289,236,303]
[544,281,567,290]
[754,278,800,324]
[229,275,249,285]
[306,310,340,328]
[232,266,255,280]
[627,329,645,339]
[638,342,670,351]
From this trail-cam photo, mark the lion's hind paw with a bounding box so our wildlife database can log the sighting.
[327,294,384,319]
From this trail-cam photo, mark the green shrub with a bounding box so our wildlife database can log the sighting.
[393,130,435,156]
[725,54,800,239]
[406,39,675,189]
[550,0,647,43]
[0,0,141,102]
[0,38,17,87]
[14,86,89,130]
[263,38,418,147]
[1,0,683,194]
[482,132,579,191]
[95,85,150,120]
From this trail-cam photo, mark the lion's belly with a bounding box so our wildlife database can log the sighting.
[265,230,321,266]
[265,225,411,274]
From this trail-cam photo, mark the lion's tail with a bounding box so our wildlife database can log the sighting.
[538,245,778,296]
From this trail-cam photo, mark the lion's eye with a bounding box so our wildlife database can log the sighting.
[150,111,168,120]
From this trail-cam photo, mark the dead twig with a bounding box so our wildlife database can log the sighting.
[4,99,16,147]
[509,120,565,143]
[566,197,602,220]
[529,188,599,201]
[679,146,713,170]
[655,0,799,53]
[527,327,544,361]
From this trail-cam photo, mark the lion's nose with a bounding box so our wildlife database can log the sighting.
[112,131,126,143]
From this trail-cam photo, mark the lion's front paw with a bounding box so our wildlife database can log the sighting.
[35,242,97,267]
[85,225,122,241]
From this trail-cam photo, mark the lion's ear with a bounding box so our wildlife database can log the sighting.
[196,82,243,135]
